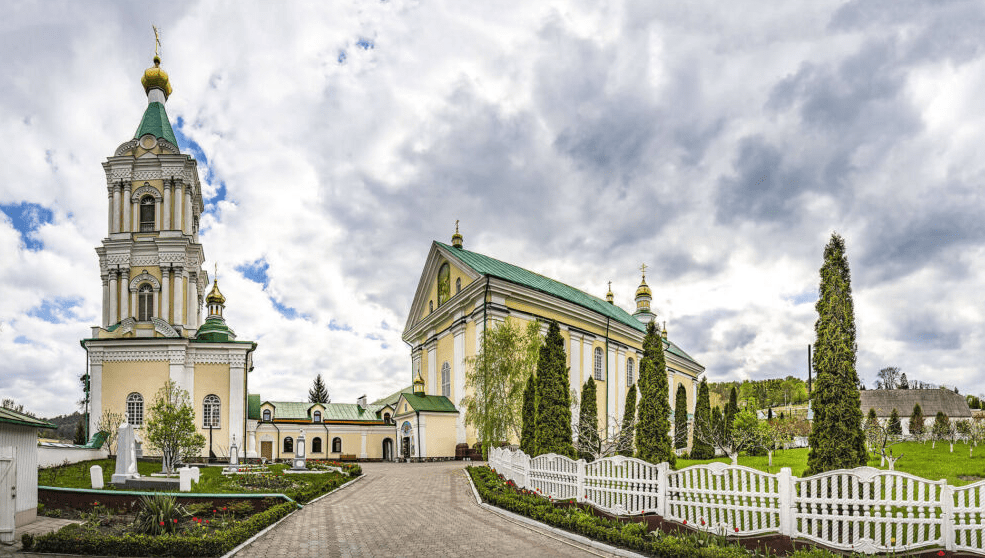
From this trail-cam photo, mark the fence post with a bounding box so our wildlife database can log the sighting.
[576,459,586,503]
[942,484,955,551]
[520,451,529,489]
[657,462,669,518]
[778,467,793,537]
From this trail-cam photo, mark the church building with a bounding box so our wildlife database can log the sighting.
[82,54,256,459]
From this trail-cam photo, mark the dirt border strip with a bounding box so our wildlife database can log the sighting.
[463,470,647,558]
[223,474,366,558]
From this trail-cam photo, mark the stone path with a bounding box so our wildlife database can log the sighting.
[235,461,621,557]
[0,516,82,557]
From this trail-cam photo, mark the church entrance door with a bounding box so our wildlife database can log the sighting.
[401,437,411,460]
[383,438,393,461]
[260,441,272,461]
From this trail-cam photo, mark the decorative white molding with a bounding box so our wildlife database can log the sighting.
[117,317,136,335]
[132,256,159,267]
[152,317,180,338]
[132,169,162,181]
[160,253,186,264]
[131,185,163,203]
[129,272,161,291]
[107,254,131,266]
[168,349,186,364]
[158,140,179,154]
[114,140,139,157]
[95,348,171,362]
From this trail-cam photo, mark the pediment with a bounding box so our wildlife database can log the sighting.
[402,242,482,335]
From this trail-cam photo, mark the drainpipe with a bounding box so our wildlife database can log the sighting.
[416,410,422,461]
[83,343,90,440]
[271,421,281,461]
[243,344,256,462]
[604,318,611,433]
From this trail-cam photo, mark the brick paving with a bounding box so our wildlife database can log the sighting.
[236,461,621,557]
[0,516,82,557]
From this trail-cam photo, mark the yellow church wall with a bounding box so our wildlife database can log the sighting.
[101,360,169,424]
[436,332,454,393]
[424,414,458,457]
[326,433,363,457]
[193,363,231,440]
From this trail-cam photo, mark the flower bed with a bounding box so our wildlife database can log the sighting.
[469,466,876,558]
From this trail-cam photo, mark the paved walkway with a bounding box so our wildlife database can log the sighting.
[236,461,620,557]
[0,516,82,557]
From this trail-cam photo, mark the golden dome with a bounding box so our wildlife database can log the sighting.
[413,373,426,395]
[635,277,652,298]
[206,278,226,306]
[451,220,463,249]
[141,56,173,99]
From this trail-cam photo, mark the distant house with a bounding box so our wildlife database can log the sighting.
[860,389,973,436]
[0,406,56,540]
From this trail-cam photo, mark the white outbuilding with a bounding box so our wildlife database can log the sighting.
[0,406,55,542]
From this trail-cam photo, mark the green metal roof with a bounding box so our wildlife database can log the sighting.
[133,101,178,146]
[372,386,412,407]
[0,407,55,429]
[437,242,700,367]
[398,393,458,413]
[195,316,236,342]
[262,401,387,422]
[248,394,261,420]
[320,403,386,422]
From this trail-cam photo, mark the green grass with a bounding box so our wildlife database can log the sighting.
[675,442,985,485]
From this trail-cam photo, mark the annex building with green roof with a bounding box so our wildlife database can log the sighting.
[400,228,705,451]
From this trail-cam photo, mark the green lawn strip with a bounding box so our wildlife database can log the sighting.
[470,465,845,558]
[22,501,296,557]
[676,443,985,485]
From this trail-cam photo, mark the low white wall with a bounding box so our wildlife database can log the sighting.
[38,445,108,468]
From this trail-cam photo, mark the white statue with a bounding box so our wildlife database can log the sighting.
[292,429,307,470]
[111,413,140,484]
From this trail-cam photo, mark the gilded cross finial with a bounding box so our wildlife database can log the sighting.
[640,263,647,277]
[152,25,162,57]
[455,219,459,234]
[214,263,218,282]
[608,281,612,291]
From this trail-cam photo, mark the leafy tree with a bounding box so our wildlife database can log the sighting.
[674,384,689,449]
[864,417,905,470]
[931,411,951,450]
[887,408,903,435]
[97,410,124,457]
[520,372,537,454]
[619,384,637,457]
[690,378,715,459]
[144,380,206,474]
[876,367,901,390]
[806,233,867,475]
[898,372,909,389]
[635,321,675,466]
[908,403,924,437]
[308,373,330,404]
[577,378,599,461]
[73,420,87,445]
[533,321,574,457]
[464,317,542,458]
[695,409,761,466]
[0,398,26,414]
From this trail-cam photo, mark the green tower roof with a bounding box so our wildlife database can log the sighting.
[133,101,178,147]
[195,316,236,342]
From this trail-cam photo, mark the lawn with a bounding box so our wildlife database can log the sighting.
[676,441,985,485]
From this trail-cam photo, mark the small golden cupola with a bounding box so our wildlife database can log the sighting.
[633,263,657,324]
[413,373,426,396]
[206,275,226,318]
[605,281,614,304]
[141,56,173,101]
[196,269,237,342]
[451,220,463,249]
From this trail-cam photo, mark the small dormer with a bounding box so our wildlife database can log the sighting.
[309,403,326,423]
[379,404,394,424]
[260,402,276,422]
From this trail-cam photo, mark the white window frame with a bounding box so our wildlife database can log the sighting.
[441,362,451,397]
[126,392,144,427]
[203,394,220,428]
[626,358,634,385]
[594,347,604,381]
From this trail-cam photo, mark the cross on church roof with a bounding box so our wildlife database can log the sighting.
[152,25,162,57]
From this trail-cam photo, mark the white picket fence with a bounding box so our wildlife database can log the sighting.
[487,447,985,555]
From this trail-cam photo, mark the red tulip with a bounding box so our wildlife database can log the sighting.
[159,521,165,526]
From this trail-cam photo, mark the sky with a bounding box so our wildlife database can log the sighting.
[2,0,985,418]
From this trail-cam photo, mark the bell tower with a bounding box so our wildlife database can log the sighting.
[93,51,207,336]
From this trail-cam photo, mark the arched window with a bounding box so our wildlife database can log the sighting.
[312,437,322,453]
[126,393,144,427]
[626,358,635,385]
[283,437,294,453]
[455,277,461,293]
[429,300,434,313]
[203,394,220,428]
[313,411,322,423]
[332,437,342,453]
[139,195,155,231]
[594,347,604,381]
[262,409,271,421]
[441,362,451,397]
[137,284,154,321]
[383,412,391,424]
[437,263,450,305]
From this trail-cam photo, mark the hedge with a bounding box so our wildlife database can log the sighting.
[23,502,295,556]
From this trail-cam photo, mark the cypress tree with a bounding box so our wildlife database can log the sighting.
[577,378,599,461]
[898,372,909,389]
[888,408,903,435]
[520,372,537,454]
[533,321,574,457]
[909,403,924,436]
[767,407,773,420]
[724,386,739,436]
[619,384,637,457]
[635,321,675,466]
[806,233,867,475]
[74,420,87,445]
[674,384,689,449]
[690,378,715,459]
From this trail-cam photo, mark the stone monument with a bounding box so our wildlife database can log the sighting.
[111,413,140,484]
[225,434,240,473]
[90,465,104,489]
[292,429,307,470]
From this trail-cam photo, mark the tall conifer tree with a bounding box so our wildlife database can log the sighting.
[577,378,599,460]
[909,403,924,436]
[724,386,739,436]
[308,374,330,404]
[674,384,689,449]
[619,384,637,456]
[806,233,867,475]
[533,321,574,457]
[520,372,537,454]
[635,321,675,466]
[690,378,715,459]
